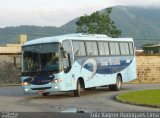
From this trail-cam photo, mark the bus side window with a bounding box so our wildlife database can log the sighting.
[62,40,73,64]
[61,48,71,73]
[73,41,80,56]
[104,42,110,55]
[124,43,130,55]
[109,42,116,55]
[62,40,72,73]
[79,42,86,56]
[109,42,120,55]
[98,42,105,55]
[86,42,93,56]
[73,41,86,56]
[92,42,98,55]
[129,42,134,55]
[86,41,98,56]
[120,43,125,55]
[63,54,69,71]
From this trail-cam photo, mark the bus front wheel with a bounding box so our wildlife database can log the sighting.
[109,75,122,91]
[73,80,81,97]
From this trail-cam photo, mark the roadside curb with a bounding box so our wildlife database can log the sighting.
[116,94,160,109]
[125,82,160,84]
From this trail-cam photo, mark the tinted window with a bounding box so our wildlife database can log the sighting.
[98,42,105,55]
[73,42,80,56]
[120,43,125,55]
[86,41,98,56]
[98,42,109,55]
[23,43,60,53]
[86,42,93,56]
[92,42,98,55]
[109,42,115,55]
[104,42,110,55]
[129,42,134,55]
[79,42,86,56]
[62,40,73,63]
[124,43,130,55]
[62,40,72,53]
[109,42,120,55]
[120,42,130,55]
[73,41,86,56]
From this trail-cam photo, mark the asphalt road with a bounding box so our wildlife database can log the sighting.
[0,83,160,113]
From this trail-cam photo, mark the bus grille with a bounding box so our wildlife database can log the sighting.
[31,87,52,90]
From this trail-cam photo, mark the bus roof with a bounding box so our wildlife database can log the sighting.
[23,33,133,46]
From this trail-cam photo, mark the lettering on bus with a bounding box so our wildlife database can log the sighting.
[100,58,120,66]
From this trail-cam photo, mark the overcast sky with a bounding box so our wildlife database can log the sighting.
[0,0,160,27]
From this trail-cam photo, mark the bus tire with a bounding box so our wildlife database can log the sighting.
[114,75,122,91]
[42,92,49,96]
[109,75,122,91]
[73,80,81,97]
[108,85,114,91]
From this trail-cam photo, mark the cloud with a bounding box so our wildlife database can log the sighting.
[0,9,72,27]
[0,0,160,27]
[0,3,108,27]
[110,0,160,7]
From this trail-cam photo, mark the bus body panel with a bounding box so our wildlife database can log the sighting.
[20,33,137,95]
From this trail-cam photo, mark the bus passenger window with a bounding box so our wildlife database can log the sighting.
[109,42,120,55]
[98,42,105,55]
[62,40,73,63]
[86,42,93,56]
[79,42,86,56]
[129,43,134,55]
[120,43,125,55]
[73,41,86,56]
[86,42,98,56]
[104,42,110,55]
[92,42,98,55]
[124,43,129,55]
[73,42,80,56]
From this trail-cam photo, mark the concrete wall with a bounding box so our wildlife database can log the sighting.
[0,44,21,54]
[136,56,160,83]
[0,55,20,85]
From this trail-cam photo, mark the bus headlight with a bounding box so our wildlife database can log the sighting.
[22,82,30,86]
[25,88,29,92]
[52,79,62,83]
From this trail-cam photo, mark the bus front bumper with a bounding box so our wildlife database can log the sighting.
[22,83,62,94]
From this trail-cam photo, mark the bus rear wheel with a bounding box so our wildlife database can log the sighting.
[73,80,81,97]
[109,75,122,91]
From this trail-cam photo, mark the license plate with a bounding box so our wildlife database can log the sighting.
[38,90,45,94]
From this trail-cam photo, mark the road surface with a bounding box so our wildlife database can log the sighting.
[0,83,159,113]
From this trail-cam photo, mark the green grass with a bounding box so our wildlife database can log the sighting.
[117,89,160,108]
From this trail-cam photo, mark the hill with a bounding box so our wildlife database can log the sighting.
[0,6,160,48]
[110,6,160,48]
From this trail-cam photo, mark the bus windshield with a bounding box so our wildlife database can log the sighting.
[22,43,61,74]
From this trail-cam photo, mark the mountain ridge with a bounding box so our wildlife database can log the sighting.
[0,6,160,48]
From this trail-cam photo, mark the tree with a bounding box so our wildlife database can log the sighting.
[76,8,121,38]
[141,43,158,52]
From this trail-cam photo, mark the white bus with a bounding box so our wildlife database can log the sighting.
[21,33,137,97]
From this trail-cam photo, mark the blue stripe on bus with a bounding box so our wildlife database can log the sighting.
[77,58,133,74]
[24,75,54,85]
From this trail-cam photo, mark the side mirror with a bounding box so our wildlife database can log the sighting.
[63,51,68,58]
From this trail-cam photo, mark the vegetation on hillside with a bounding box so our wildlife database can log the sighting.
[0,6,160,48]
[76,8,121,38]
